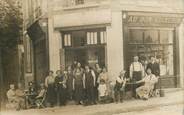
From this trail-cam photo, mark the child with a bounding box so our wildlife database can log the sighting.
[98,79,108,104]
[114,70,127,103]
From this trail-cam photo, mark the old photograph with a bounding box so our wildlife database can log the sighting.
[0,0,184,115]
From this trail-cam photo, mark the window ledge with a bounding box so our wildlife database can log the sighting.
[62,3,100,11]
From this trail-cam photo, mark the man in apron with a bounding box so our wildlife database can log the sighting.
[129,56,144,98]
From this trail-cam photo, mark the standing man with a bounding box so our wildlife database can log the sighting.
[45,71,56,107]
[129,56,144,98]
[55,70,67,106]
[146,56,160,77]
[83,65,96,105]
[146,56,160,91]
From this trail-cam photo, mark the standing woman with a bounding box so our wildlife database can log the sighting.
[94,63,102,102]
[55,70,67,106]
[73,62,84,105]
[45,70,56,107]
[66,66,74,100]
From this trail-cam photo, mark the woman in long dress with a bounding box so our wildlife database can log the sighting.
[66,66,74,100]
[45,71,56,107]
[73,62,84,105]
[136,68,158,100]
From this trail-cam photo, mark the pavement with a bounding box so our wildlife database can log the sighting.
[1,88,184,115]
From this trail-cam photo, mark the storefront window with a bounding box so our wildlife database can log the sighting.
[127,29,174,76]
[100,31,107,44]
[87,32,98,45]
[64,34,71,46]
[62,28,107,68]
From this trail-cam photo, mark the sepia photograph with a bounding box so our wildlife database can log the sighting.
[0,0,184,115]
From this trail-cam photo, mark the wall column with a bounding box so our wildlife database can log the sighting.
[106,11,124,82]
[178,19,184,88]
[48,14,61,73]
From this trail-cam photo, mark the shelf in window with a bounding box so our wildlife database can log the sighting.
[128,49,164,53]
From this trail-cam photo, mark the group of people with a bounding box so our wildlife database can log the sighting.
[45,61,112,107]
[6,55,160,110]
[6,82,46,110]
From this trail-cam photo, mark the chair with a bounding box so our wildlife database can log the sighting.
[35,90,47,109]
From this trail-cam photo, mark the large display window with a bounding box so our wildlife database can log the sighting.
[125,28,175,76]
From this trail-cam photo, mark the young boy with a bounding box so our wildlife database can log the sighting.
[114,70,127,103]
[98,79,108,104]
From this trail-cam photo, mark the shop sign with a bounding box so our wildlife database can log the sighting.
[126,15,182,25]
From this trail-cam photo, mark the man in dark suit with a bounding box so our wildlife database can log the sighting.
[146,56,160,91]
[146,56,160,77]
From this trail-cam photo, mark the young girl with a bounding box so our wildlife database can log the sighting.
[98,79,108,104]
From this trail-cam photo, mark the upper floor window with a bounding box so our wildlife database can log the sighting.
[75,0,84,5]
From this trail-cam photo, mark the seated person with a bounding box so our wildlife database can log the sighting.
[35,83,46,108]
[98,79,108,104]
[6,84,18,110]
[27,82,37,106]
[136,68,158,100]
[114,70,127,103]
[15,83,25,110]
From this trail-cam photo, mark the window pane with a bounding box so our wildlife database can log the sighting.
[94,32,97,44]
[104,31,107,43]
[68,34,71,46]
[159,45,174,76]
[64,34,68,46]
[160,30,173,44]
[100,31,107,44]
[129,29,143,43]
[100,31,104,44]
[87,32,91,44]
[144,30,159,43]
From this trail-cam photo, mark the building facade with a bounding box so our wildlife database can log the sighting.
[23,0,184,88]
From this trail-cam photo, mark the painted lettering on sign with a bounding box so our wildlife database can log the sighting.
[127,15,182,24]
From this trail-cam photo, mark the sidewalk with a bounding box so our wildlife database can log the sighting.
[1,88,184,115]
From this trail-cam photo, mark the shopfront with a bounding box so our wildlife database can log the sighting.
[123,11,183,88]
[61,28,107,69]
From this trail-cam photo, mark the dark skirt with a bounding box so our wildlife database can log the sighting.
[46,84,56,104]
[74,83,83,102]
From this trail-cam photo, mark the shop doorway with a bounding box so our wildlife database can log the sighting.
[65,46,105,69]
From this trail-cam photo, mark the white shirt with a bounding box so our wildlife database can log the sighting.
[7,89,16,102]
[98,84,107,97]
[130,62,144,78]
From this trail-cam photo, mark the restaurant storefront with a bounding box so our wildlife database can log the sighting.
[123,11,184,88]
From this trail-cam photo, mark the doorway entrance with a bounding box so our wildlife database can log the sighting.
[65,46,105,68]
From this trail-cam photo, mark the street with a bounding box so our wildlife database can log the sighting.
[1,89,183,115]
[114,104,184,115]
